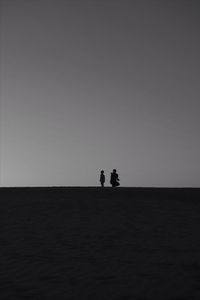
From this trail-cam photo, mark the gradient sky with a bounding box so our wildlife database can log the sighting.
[1,0,200,187]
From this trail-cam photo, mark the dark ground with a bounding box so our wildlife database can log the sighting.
[0,187,200,300]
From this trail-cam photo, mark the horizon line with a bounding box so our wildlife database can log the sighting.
[0,186,200,189]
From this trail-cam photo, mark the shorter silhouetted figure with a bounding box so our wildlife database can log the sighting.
[110,169,120,187]
[100,170,105,187]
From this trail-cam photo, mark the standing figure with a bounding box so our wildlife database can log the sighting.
[110,169,120,187]
[100,170,105,187]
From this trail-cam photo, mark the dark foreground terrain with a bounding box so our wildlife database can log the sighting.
[0,187,200,299]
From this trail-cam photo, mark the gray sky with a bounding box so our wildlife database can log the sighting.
[1,0,200,187]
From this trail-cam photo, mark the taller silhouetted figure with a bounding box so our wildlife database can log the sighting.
[100,170,105,187]
[110,169,120,187]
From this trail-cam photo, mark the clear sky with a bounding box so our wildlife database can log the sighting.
[1,0,200,187]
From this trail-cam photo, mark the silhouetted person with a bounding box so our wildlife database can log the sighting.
[100,170,105,187]
[110,169,120,187]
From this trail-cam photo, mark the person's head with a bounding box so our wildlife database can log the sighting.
[101,170,104,174]
[113,169,116,173]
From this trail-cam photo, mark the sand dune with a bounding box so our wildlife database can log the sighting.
[0,187,200,299]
